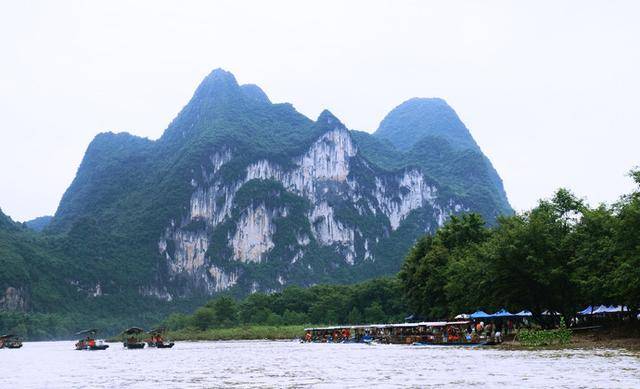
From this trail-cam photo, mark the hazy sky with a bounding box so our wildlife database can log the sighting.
[1,1,639,221]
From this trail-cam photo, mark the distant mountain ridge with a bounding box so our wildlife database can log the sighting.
[2,69,511,327]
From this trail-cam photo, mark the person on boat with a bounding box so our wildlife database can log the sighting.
[88,338,96,348]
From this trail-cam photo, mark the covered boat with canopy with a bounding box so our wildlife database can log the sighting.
[75,329,109,350]
[0,334,22,349]
[146,327,174,349]
[122,327,146,349]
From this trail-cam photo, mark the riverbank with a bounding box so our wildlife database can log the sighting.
[164,325,307,341]
[500,325,640,351]
[144,324,640,351]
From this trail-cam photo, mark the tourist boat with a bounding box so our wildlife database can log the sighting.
[145,327,175,349]
[303,321,502,346]
[122,327,146,349]
[0,334,23,349]
[75,329,109,350]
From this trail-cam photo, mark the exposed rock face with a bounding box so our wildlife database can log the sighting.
[0,287,27,311]
[232,204,278,263]
[159,125,466,297]
[245,128,356,200]
[375,169,437,230]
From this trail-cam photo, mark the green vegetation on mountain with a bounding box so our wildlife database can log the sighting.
[24,216,52,232]
[375,97,479,151]
[0,69,515,339]
[353,97,512,221]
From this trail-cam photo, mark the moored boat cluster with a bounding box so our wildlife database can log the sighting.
[303,321,502,346]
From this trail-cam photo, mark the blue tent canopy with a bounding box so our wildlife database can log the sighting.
[592,305,610,314]
[515,310,533,317]
[470,310,491,319]
[492,309,514,317]
[577,305,594,315]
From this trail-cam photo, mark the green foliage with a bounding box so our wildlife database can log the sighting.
[517,319,572,347]
[400,173,640,321]
[167,324,306,341]
[164,277,407,332]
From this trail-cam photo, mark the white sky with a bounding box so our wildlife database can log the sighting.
[1,0,639,221]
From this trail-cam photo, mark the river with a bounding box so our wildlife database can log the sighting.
[0,340,638,388]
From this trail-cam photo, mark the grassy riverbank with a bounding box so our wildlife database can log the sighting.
[499,325,640,351]
[164,325,308,341]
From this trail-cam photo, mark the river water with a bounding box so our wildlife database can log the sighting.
[0,340,638,388]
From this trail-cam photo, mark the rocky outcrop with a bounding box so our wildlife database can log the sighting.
[0,287,27,311]
[158,124,465,297]
[231,204,279,263]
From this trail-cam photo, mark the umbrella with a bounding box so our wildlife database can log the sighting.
[454,313,470,319]
[514,310,533,317]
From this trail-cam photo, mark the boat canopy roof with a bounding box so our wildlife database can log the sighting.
[0,334,16,339]
[75,329,97,336]
[123,327,145,334]
[148,327,166,334]
[304,321,470,332]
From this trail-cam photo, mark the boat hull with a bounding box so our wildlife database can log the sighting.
[124,343,145,349]
[411,341,496,347]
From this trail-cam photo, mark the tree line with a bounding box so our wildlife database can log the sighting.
[164,278,407,331]
[400,170,640,321]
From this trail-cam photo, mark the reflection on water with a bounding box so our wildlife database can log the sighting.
[0,340,638,388]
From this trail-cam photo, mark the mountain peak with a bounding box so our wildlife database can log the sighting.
[191,68,242,102]
[317,109,344,128]
[374,97,479,152]
[206,68,237,83]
